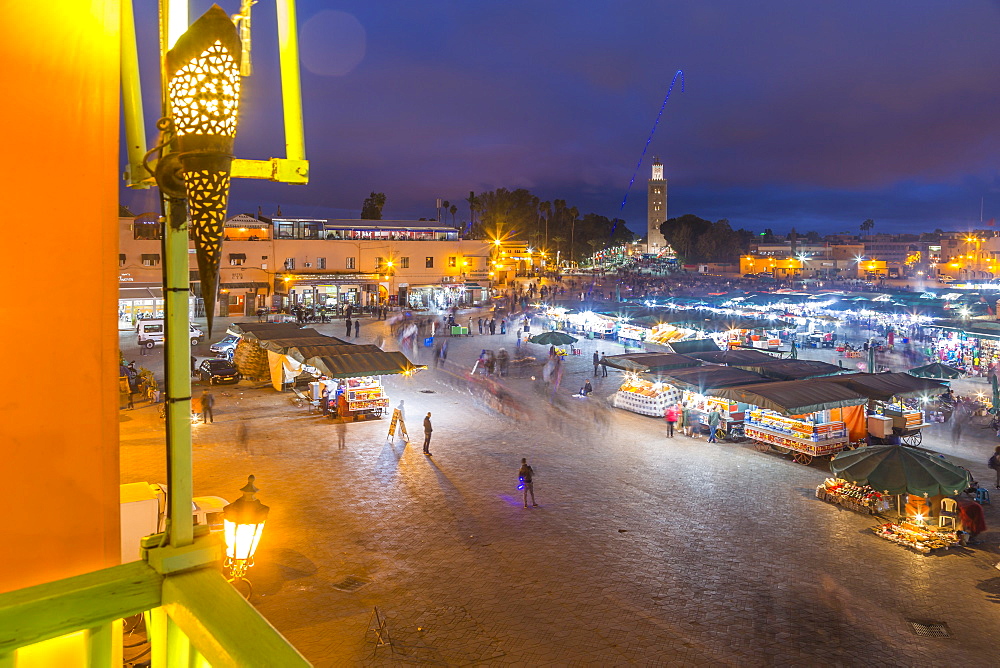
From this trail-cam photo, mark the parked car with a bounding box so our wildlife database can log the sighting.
[137,319,204,349]
[209,335,239,357]
[198,358,241,385]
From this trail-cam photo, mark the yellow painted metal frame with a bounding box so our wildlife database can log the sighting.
[122,0,309,188]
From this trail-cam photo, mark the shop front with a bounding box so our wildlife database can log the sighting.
[276,273,383,312]
[118,283,199,330]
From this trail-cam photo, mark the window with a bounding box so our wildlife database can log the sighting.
[448,256,457,268]
[426,256,434,268]
[141,253,160,267]
[316,257,326,270]
[399,257,409,268]
[228,253,246,266]
[119,253,126,267]
[284,258,295,270]
[346,257,356,270]
[375,257,385,269]
[133,220,162,240]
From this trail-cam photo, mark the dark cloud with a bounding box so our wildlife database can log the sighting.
[123,1,1000,234]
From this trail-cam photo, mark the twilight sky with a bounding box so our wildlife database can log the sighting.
[122,1,1000,237]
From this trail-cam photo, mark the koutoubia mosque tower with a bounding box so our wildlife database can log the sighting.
[647,158,668,253]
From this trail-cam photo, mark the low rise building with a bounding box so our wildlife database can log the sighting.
[118,212,499,328]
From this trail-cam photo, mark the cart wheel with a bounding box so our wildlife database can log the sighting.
[792,452,813,465]
[715,428,727,441]
[901,432,922,447]
[753,440,771,453]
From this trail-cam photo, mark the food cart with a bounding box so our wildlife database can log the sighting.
[710,379,870,465]
[336,375,389,420]
[820,372,946,447]
[743,409,849,464]
[300,350,424,420]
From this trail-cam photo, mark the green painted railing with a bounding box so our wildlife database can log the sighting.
[0,534,310,667]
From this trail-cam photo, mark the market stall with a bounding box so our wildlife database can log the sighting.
[711,379,868,464]
[816,478,891,515]
[822,372,946,446]
[304,351,424,421]
[830,445,973,554]
[645,366,772,437]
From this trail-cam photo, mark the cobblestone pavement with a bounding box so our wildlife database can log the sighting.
[119,313,1000,666]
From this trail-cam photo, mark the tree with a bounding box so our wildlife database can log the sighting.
[361,192,386,220]
[860,218,875,239]
[441,200,450,222]
[449,204,457,227]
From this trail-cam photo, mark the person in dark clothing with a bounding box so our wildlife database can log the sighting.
[423,412,433,455]
[593,351,600,376]
[346,317,352,337]
[518,458,537,508]
[489,319,496,335]
[201,389,215,424]
[600,353,609,377]
[354,319,360,337]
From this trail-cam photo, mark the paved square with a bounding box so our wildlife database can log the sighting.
[119,316,1000,666]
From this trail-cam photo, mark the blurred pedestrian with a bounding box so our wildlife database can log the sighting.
[423,412,433,455]
[707,406,720,442]
[664,404,678,438]
[600,353,609,377]
[336,416,347,450]
[518,458,538,508]
[201,389,215,424]
[593,351,600,376]
[989,445,1000,488]
[354,319,360,337]
[346,317,352,337]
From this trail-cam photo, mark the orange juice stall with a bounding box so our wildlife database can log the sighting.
[710,379,870,464]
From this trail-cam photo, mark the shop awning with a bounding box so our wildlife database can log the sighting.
[220,281,269,290]
[464,282,484,288]
[227,322,306,337]
[688,349,780,365]
[118,285,163,300]
[285,344,381,360]
[820,372,947,401]
[735,360,847,381]
[258,338,365,354]
[600,353,702,373]
[652,366,771,392]
[666,339,722,354]
[304,352,425,378]
[710,380,868,415]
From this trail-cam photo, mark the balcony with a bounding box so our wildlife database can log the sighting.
[0,531,310,666]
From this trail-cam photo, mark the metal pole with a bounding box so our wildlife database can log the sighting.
[276,0,306,161]
[164,197,195,548]
[159,0,194,549]
[121,0,149,188]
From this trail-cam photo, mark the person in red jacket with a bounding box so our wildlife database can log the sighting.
[664,404,679,438]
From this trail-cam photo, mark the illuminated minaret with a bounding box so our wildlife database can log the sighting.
[647,158,668,253]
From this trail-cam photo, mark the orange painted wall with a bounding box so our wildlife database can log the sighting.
[0,0,121,591]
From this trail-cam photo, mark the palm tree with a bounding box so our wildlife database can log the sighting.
[860,218,874,239]
[551,235,566,265]
[441,200,450,223]
[568,206,579,264]
[587,238,603,263]
[449,204,457,227]
[539,200,552,249]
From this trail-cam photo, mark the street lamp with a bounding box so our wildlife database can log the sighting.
[223,475,270,595]
[163,5,243,335]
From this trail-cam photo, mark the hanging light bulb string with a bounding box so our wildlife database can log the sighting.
[611,69,685,237]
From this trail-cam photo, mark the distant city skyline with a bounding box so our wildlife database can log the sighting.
[122,1,1000,238]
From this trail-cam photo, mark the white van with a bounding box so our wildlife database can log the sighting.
[136,319,205,348]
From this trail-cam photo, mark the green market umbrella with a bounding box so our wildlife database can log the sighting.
[528,331,578,346]
[907,362,963,379]
[830,445,970,497]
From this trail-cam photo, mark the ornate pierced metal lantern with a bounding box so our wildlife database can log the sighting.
[165,4,242,334]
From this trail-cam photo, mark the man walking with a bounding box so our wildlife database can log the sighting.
[600,353,608,377]
[354,319,360,338]
[422,412,433,455]
[518,458,538,508]
[346,317,352,338]
[201,389,215,424]
[593,351,600,377]
[707,406,720,442]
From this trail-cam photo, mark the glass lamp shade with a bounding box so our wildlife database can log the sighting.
[165,4,242,335]
[223,517,265,561]
[222,475,270,573]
